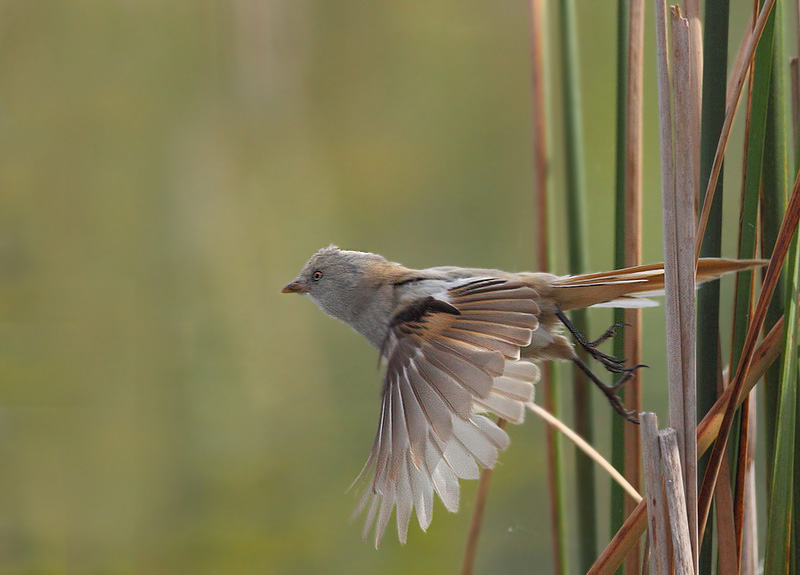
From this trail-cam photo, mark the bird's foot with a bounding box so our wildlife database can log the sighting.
[555,309,646,423]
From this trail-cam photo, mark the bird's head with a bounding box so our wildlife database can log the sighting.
[282,245,391,323]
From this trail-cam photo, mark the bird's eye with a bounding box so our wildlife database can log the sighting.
[312,270,323,281]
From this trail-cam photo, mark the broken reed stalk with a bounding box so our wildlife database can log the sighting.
[588,318,785,574]
[659,429,695,575]
[640,413,668,575]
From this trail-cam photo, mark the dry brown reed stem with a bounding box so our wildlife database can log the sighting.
[733,390,751,568]
[653,0,674,235]
[528,403,641,501]
[659,429,695,575]
[683,0,702,211]
[640,413,668,575]
[531,0,549,273]
[695,0,777,262]
[588,318,785,574]
[623,2,645,572]
[461,418,507,575]
[714,448,738,574]
[665,8,699,569]
[697,174,800,545]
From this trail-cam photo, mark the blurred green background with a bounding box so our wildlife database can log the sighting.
[0,1,758,573]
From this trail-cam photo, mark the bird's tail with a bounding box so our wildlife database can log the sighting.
[551,258,767,311]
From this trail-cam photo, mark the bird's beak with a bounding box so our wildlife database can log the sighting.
[281,281,307,294]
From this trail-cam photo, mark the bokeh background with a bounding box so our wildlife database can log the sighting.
[0,1,761,573]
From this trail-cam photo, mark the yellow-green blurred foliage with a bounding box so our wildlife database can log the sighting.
[0,1,755,573]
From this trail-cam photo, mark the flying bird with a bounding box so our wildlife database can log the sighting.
[282,246,764,546]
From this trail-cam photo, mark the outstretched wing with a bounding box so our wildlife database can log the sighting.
[355,278,542,546]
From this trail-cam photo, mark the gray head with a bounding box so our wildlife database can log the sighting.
[282,246,391,326]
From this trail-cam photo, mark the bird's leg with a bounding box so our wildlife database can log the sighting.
[571,355,639,424]
[590,321,627,347]
[554,309,647,375]
[554,308,645,423]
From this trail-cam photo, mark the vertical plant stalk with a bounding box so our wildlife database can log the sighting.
[763,230,799,573]
[762,0,788,498]
[714,447,739,574]
[741,391,759,575]
[728,0,777,564]
[733,392,751,568]
[622,2,644,572]
[695,0,778,259]
[641,413,668,575]
[791,59,799,149]
[793,17,800,571]
[659,429,695,574]
[557,1,596,568]
[462,418,507,575]
[651,8,678,565]
[666,8,699,570]
[697,1,729,571]
[610,1,630,557]
[793,11,800,564]
[763,1,798,557]
[611,3,645,573]
[530,0,568,572]
[725,2,758,560]
[589,319,786,574]
[698,171,800,546]
[683,0,703,211]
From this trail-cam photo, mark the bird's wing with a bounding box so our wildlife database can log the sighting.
[355,278,542,546]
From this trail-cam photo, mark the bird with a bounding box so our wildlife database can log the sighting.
[282,245,764,546]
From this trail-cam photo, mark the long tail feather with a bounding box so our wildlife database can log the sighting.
[551,258,766,310]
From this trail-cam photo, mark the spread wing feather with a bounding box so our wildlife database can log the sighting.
[355,278,541,545]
